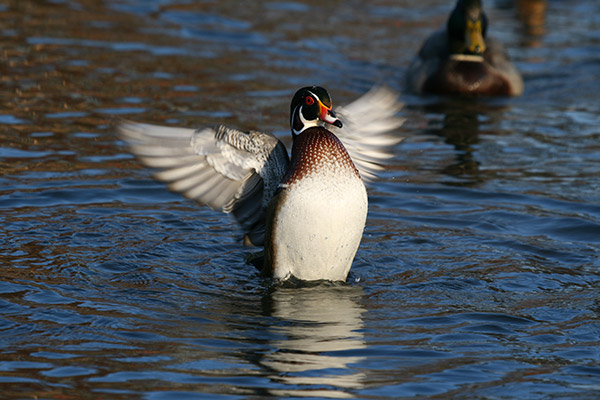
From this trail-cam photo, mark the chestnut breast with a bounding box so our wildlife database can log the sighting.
[283,127,361,185]
[424,58,511,96]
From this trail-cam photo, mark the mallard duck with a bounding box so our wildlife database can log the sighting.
[117,86,403,281]
[406,0,524,96]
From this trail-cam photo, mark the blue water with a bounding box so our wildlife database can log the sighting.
[1,0,599,398]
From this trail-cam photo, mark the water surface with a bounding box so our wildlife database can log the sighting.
[1,0,599,398]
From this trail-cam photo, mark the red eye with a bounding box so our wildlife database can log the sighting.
[305,96,315,106]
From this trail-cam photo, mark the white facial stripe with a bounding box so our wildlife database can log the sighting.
[292,104,320,135]
[291,104,300,134]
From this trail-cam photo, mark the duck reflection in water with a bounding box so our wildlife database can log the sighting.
[259,282,366,398]
[423,101,483,183]
[421,99,512,185]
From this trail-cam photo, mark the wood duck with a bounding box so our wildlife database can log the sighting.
[118,86,403,282]
[406,0,524,97]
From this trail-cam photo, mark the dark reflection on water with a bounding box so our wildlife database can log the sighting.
[1,0,600,398]
[417,99,507,185]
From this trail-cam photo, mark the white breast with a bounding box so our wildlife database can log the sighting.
[269,171,368,281]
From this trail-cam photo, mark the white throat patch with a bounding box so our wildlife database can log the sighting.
[292,104,321,136]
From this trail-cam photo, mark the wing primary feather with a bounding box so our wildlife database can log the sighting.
[331,86,405,182]
[117,120,289,246]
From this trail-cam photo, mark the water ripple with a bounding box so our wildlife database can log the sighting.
[0,0,599,399]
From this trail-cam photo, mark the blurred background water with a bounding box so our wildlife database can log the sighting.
[1,0,599,398]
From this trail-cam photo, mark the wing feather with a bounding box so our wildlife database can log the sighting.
[117,121,289,246]
[331,86,405,181]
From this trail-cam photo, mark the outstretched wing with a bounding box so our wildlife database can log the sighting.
[330,86,404,181]
[117,122,289,245]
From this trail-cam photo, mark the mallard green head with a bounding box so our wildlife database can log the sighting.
[447,0,488,55]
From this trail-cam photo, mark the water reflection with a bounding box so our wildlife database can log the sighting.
[437,110,481,180]
[1,0,599,398]
[418,99,513,185]
[421,102,482,184]
[260,283,366,398]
